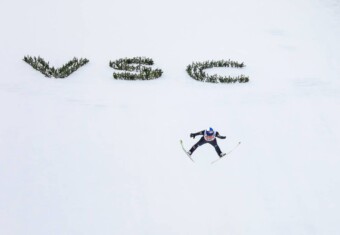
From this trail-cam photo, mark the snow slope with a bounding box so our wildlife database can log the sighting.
[1,0,340,234]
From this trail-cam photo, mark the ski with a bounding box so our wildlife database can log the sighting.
[211,141,241,164]
[180,140,195,162]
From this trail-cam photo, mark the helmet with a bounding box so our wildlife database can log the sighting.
[206,127,214,136]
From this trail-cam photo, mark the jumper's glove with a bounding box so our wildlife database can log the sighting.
[219,136,226,139]
[190,133,196,139]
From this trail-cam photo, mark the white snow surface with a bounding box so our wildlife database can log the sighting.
[1,0,340,234]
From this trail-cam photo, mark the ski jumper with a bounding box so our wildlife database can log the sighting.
[189,130,226,156]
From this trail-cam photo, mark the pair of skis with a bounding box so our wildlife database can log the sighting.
[180,140,241,164]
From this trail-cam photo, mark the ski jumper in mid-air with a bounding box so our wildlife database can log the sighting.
[188,127,226,157]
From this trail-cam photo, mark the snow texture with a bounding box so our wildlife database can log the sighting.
[0,0,340,234]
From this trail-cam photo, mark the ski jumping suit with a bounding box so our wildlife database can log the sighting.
[189,130,226,156]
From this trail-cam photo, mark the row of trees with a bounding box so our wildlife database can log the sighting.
[109,57,163,80]
[23,56,250,83]
[23,56,89,78]
[186,60,249,83]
